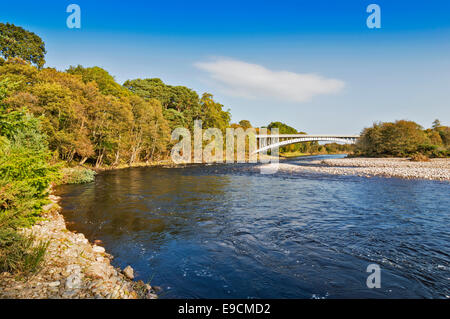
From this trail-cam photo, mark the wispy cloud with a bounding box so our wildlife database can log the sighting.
[195,58,345,102]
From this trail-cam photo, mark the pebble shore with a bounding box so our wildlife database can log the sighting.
[0,195,158,299]
[260,157,450,181]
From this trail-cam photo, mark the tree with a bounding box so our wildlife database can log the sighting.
[238,120,252,129]
[0,23,46,68]
[124,78,200,130]
[439,127,450,146]
[356,120,435,157]
[123,78,171,106]
[128,96,170,163]
[425,129,443,146]
[267,121,298,134]
[432,119,441,130]
[87,95,133,167]
[124,78,229,132]
[430,119,450,147]
[1,63,96,163]
[200,93,231,132]
[267,121,302,153]
[67,65,130,97]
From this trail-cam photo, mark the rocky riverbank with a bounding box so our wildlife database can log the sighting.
[0,195,158,299]
[259,157,450,181]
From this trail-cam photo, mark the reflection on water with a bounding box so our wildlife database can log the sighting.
[56,156,450,298]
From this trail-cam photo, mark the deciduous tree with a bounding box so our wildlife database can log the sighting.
[0,23,46,68]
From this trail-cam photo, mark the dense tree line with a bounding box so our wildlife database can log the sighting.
[124,78,231,132]
[356,120,450,157]
[0,60,171,167]
[0,24,231,168]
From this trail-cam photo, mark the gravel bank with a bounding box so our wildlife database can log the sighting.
[259,157,450,181]
[0,195,158,299]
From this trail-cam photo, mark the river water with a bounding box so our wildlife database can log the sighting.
[55,155,450,298]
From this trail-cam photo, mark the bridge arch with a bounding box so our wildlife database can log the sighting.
[254,135,359,154]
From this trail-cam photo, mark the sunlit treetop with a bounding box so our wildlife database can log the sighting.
[0,23,46,69]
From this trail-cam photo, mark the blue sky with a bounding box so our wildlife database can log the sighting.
[1,0,449,134]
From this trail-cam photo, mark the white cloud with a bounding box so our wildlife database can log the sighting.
[194,58,345,102]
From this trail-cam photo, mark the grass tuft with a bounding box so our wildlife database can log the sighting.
[0,228,48,276]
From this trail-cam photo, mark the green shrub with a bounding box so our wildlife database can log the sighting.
[59,167,96,184]
[1,81,59,276]
[410,153,430,162]
[0,109,60,229]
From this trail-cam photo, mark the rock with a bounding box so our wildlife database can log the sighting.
[65,273,82,289]
[62,290,78,298]
[42,203,56,211]
[92,245,105,254]
[146,292,158,299]
[65,264,83,289]
[85,262,112,280]
[123,266,134,280]
[152,285,162,292]
[49,195,61,202]
[77,238,88,244]
[66,264,81,274]
[48,281,60,287]
[130,291,139,299]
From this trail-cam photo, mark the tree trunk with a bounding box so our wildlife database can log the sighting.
[95,151,104,168]
[113,149,120,166]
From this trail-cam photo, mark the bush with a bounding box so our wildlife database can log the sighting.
[410,153,430,162]
[0,109,60,229]
[356,120,449,158]
[59,167,96,184]
[0,90,59,276]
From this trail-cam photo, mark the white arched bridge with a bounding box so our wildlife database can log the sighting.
[254,134,360,154]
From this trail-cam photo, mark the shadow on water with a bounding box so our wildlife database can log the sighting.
[56,155,450,298]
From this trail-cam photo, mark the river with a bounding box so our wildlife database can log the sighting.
[55,155,450,298]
